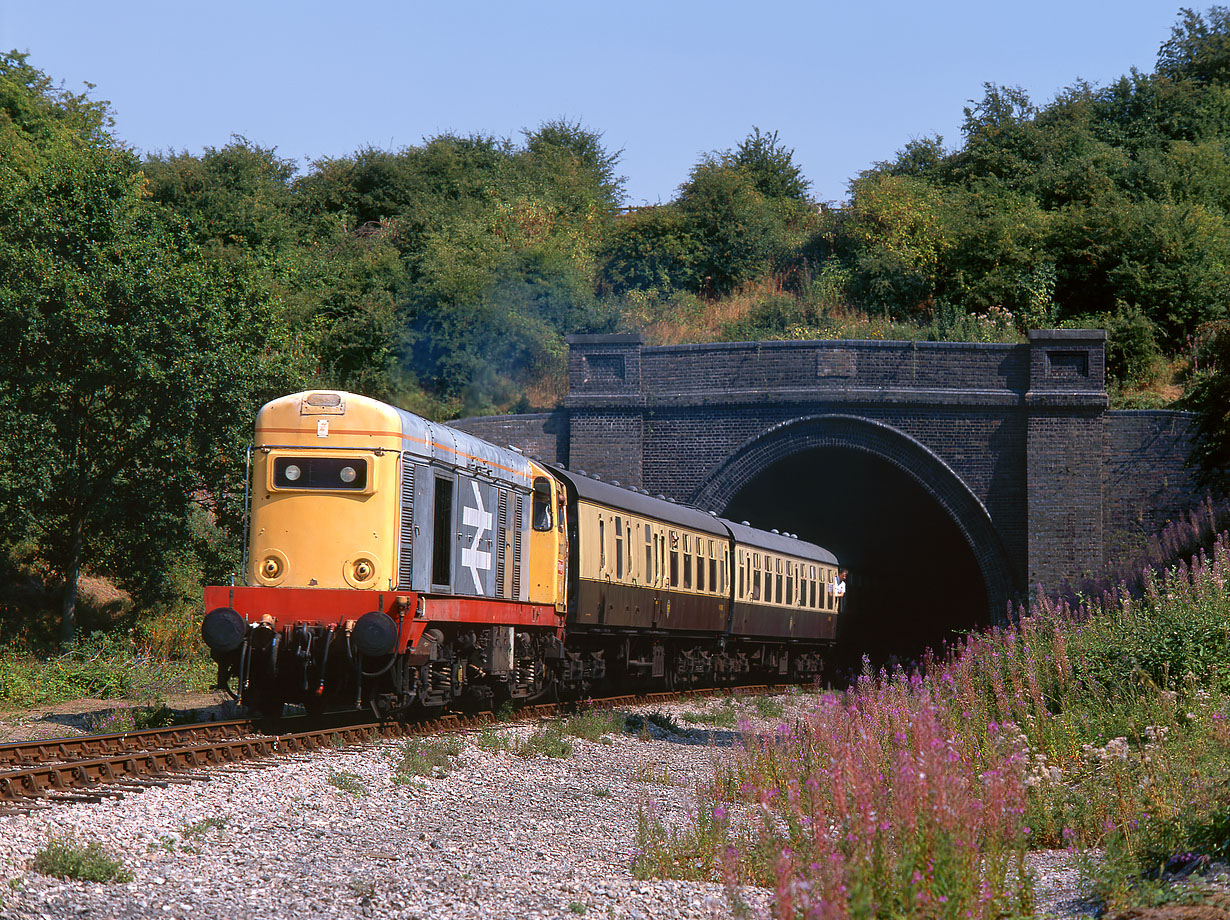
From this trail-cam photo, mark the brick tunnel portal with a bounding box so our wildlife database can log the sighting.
[721,447,989,671]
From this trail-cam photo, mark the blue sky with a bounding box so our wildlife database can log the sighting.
[1,1,1186,205]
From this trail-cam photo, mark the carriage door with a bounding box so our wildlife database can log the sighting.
[455,475,497,598]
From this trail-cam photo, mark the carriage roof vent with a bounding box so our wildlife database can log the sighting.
[611,480,621,487]
[771,529,780,534]
[741,521,750,526]
[656,494,667,500]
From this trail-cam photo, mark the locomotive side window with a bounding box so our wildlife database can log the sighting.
[431,477,453,587]
[273,456,368,491]
[532,478,553,531]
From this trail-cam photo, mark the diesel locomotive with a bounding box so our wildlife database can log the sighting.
[201,391,841,718]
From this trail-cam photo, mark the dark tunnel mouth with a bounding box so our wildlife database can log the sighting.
[720,446,990,672]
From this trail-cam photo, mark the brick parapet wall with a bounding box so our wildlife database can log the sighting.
[453,331,1200,609]
[1103,410,1200,564]
[450,411,569,466]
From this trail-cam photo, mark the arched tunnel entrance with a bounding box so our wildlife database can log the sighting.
[722,448,986,670]
[691,416,1016,674]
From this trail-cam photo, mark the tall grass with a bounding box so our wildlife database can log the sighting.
[639,526,1230,917]
[0,632,214,710]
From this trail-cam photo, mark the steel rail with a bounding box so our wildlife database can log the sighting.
[0,684,776,810]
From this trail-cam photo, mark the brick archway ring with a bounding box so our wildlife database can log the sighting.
[690,414,1017,623]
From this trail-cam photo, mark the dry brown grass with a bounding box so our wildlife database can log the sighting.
[639,278,791,346]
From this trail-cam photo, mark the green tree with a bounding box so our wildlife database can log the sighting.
[598,205,699,294]
[0,56,301,642]
[676,159,787,295]
[142,137,299,268]
[728,127,811,205]
[1157,6,1230,85]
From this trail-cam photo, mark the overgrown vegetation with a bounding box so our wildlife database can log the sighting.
[390,736,463,781]
[635,523,1230,917]
[31,837,132,884]
[327,768,368,797]
[0,632,213,710]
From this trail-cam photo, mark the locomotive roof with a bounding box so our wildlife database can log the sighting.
[720,518,838,565]
[549,466,729,536]
[260,392,536,488]
[396,408,536,488]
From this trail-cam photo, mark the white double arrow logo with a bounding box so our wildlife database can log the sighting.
[461,480,493,594]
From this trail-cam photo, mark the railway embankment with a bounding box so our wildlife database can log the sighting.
[0,693,1112,920]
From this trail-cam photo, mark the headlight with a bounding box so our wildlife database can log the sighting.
[284,464,301,482]
[339,466,357,484]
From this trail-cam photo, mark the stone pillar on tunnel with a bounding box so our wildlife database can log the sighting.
[564,334,646,489]
[1025,329,1108,590]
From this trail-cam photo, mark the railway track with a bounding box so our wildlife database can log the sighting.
[0,685,774,813]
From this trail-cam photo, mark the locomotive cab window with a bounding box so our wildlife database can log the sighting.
[532,478,553,531]
[272,455,368,491]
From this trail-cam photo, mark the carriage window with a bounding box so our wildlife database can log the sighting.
[645,529,653,583]
[752,566,761,600]
[710,557,718,594]
[683,549,692,589]
[431,477,453,586]
[738,558,744,598]
[615,517,624,579]
[532,478,553,531]
[786,570,793,605]
[670,546,679,587]
[599,518,606,571]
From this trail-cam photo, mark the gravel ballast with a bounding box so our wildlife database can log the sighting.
[0,697,1095,920]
